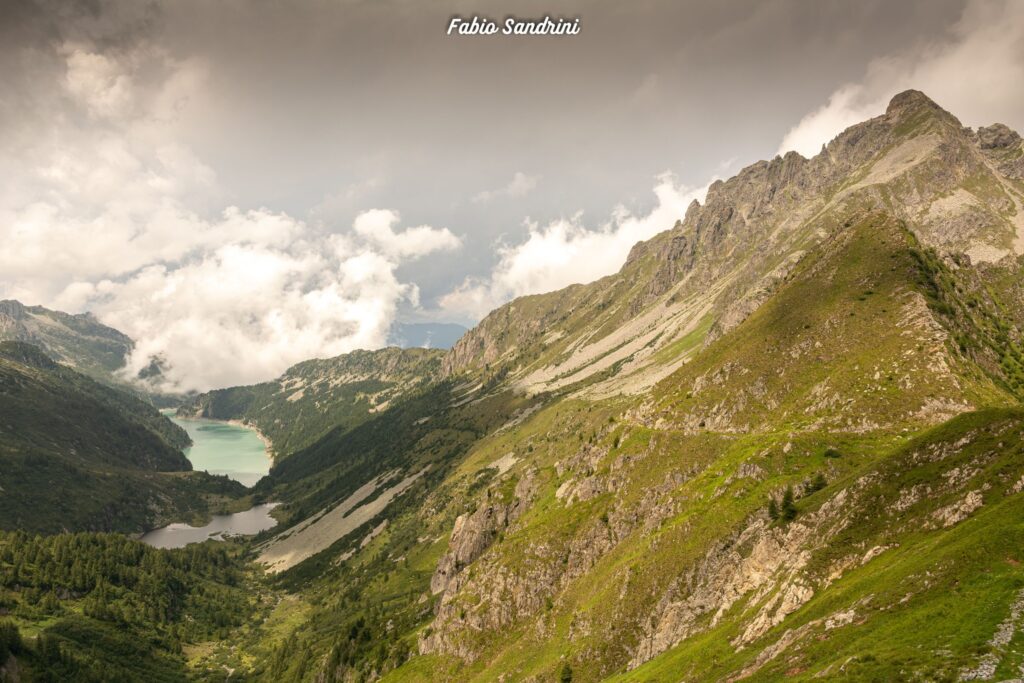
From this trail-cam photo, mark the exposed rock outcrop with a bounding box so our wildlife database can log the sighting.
[429,468,539,597]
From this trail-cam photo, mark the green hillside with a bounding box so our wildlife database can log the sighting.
[388,211,1023,681]
[0,299,187,406]
[0,341,246,534]
[178,347,444,459]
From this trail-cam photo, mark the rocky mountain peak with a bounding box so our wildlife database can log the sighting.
[885,89,955,122]
[442,90,1024,390]
[0,299,27,319]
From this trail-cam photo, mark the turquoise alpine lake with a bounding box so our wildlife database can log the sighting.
[141,411,277,548]
[163,410,271,487]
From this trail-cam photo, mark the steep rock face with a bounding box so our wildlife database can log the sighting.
[429,468,539,596]
[420,440,686,664]
[628,148,829,311]
[421,470,549,661]
[975,123,1024,179]
[977,123,1021,151]
[440,285,592,378]
[632,90,1014,328]
[630,490,850,667]
[0,300,28,338]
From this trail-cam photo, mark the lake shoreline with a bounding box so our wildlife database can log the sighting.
[162,411,272,487]
[141,410,280,546]
[223,417,275,464]
[141,502,280,549]
[164,408,276,466]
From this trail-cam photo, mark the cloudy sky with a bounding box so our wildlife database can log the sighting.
[1,0,1023,391]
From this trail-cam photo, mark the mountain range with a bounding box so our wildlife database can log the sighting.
[3,90,1024,681]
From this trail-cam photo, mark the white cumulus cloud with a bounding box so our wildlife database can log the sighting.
[0,41,459,392]
[440,173,710,320]
[352,208,461,259]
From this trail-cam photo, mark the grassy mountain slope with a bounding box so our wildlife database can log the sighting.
[394,212,1019,681]
[178,347,444,459]
[227,206,1024,681]
[0,341,245,533]
[256,378,539,532]
[224,92,1024,682]
[615,406,1024,682]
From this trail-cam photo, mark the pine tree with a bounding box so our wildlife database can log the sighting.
[768,497,779,521]
[780,486,798,522]
[0,621,23,661]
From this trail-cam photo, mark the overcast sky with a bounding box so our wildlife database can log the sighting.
[2,0,1023,390]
